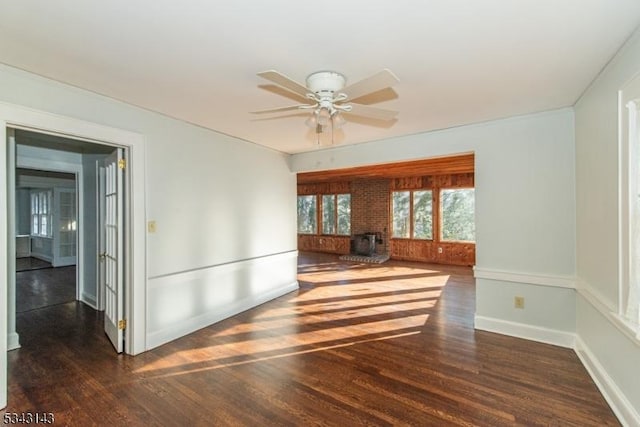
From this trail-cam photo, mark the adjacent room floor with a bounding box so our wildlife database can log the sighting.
[5,252,619,426]
[15,261,76,313]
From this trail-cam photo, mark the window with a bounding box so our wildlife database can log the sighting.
[31,190,52,237]
[622,82,640,333]
[337,194,351,235]
[392,191,410,238]
[413,190,433,239]
[322,194,335,234]
[391,190,433,239]
[322,193,351,235]
[440,188,475,242]
[297,195,317,234]
[298,193,351,236]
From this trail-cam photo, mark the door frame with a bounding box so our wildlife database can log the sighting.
[0,102,147,407]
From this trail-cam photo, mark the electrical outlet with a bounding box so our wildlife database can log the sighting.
[514,296,525,309]
[438,247,443,254]
[148,220,157,234]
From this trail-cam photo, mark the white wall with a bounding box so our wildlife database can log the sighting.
[0,63,298,351]
[15,189,30,235]
[292,108,577,341]
[29,236,53,263]
[574,27,640,424]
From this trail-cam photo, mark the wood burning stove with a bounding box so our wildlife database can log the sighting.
[353,234,376,256]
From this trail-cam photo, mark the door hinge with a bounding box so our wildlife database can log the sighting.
[118,319,127,330]
[118,158,126,170]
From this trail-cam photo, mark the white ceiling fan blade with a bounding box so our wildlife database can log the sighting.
[251,104,315,114]
[343,104,398,121]
[257,70,310,98]
[341,69,399,102]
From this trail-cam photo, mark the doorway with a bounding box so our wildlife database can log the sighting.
[0,103,147,409]
[9,129,124,352]
[15,168,77,314]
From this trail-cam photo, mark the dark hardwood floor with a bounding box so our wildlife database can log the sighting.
[4,252,619,426]
[16,257,52,272]
[16,265,76,313]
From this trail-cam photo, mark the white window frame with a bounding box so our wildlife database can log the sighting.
[619,75,640,338]
[30,190,52,238]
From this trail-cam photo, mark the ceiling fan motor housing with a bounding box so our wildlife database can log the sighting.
[254,68,399,128]
[306,71,346,96]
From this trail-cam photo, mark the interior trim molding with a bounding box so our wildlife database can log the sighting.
[147,281,299,350]
[7,332,20,351]
[576,279,640,348]
[82,292,98,310]
[148,250,299,281]
[474,314,640,426]
[474,315,575,348]
[575,336,640,427]
[575,278,616,312]
[147,250,299,350]
[29,253,53,263]
[473,267,576,289]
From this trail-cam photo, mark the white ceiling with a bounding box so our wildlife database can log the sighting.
[1,1,639,154]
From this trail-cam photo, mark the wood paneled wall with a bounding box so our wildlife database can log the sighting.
[297,235,351,254]
[297,181,350,195]
[390,172,474,190]
[297,153,474,183]
[390,240,475,266]
[297,154,476,266]
[389,172,475,266]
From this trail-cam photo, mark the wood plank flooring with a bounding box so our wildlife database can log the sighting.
[4,252,619,426]
[16,257,52,272]
[16,265,76,313]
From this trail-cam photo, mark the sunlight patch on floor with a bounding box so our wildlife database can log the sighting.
[135,258,450,378]
[135,328,424,377]
[215,289,441,335]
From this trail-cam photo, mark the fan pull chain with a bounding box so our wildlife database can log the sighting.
[331,118,335,145]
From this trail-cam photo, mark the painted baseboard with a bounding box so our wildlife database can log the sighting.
[81,292,98,310]
[147,281,299,350]
[7,331,20,351]
[474,315,575,348]
[30,253,53,263]
[575,336,640,427]
[475,315,638,426]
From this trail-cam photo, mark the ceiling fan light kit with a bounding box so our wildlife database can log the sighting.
[253,68,399,146]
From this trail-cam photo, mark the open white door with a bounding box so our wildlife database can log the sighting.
[101,149,124,353]
[97,164,106,312]
[53,187,77,267]
[7,130,19,351]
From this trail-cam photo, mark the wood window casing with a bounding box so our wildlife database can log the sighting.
[297,182,352,254]
[389,173,475,266]
[439,187,475,243]
[390,190,434,240]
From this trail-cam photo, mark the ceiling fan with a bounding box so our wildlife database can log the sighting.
[252,69,399,143]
